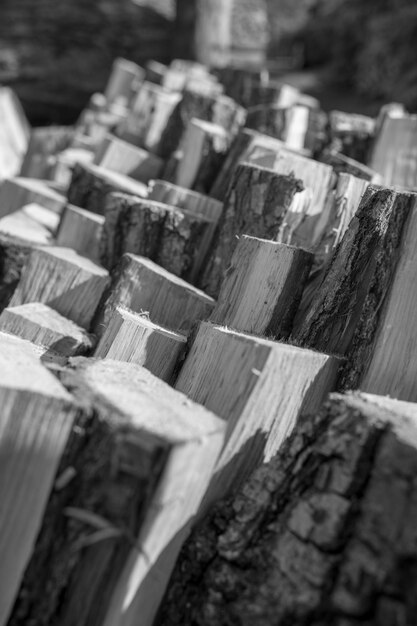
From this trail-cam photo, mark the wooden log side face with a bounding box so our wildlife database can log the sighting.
[94,307,186,382]
[148,180,223,224]
[320,149,379,182]
[0,234,34,313]
[200,162,303,298]
[175,322,340,500]
[56,205,104,263]
[100,193,170,271]
[93,135,164,183]
[93,254,215,336]
[0,177,66,219]
[360,198,417,401]
[293,187,416,390]
[0,302,95,356]
[66,163,147,215]
[104,58,145,108]
[9,360,224,626]
[9,247,109,330]
[0,334,78,626]
[156,392,417,626]
[210,235,313,338]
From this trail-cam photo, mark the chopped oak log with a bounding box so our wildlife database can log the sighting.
[246,149,335,250]
[10,246,109,329]
[66,162,147,215]
[93,254,214,336]
[100,192,214,283]
[116,82,182,153]
[200,162,303,297]
[369,114,417,188]
[174,119,230,193]
[56,204,104,263]
[93,134,164,183]
[360,196,417,400]
[175,321,341,506]
[210,235,313,338]
[292,186,417,391]
[0,332,78,626]
[157,391,417,626]
[157,88,244,159]
[8,358,225,626]
[209,128,291,201]
[148,180,223,224]
[0,302,94,356]
[94,307,186,382]
[104,58,145,108]
[0,87,30,180]
[329,110,376,163]
[0,177,66,219]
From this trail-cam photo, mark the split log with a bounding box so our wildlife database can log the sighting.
[116,82,182,153]
[360,194,417,400]
[0,177,66,219]
[75,93,127,148]
[100,192,214,283]
[200,163,303,297]
[210,235,313,338]
[157,391,417,626]
[148,180,223,224]
[292,186,417,391]
[20,203,60,233]
[374,101,407,137]
[93,254,214,336]
[157,89,244,159]
[10,246,109,329]
[0,86,30,180]
[0,302,94,356]
[209,128,291,201]
[93,135,163,182]
[8,358,225,626]
[104,58,145,108]
[94,306,186,382]
[66,162,147,215]
[19,126,75,179]
[0,210,53,246]
[56,205,104,263]
[328,110,376,163]
[369,114,417,188]
[174,119,230,193]
[248,81,301,108]
[175,321,341,506]
[0,332,78,626]
[0,233,40,312]
[212,67,269,108]
[320,149,380,182]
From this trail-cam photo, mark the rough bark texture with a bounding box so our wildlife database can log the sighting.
[156,391,417,626]
[209,129,257,201]
[100,192,169,271]
[200,163,303,297]
[292,186,416,389]
[0,234,36,313]
[66,163,147,215]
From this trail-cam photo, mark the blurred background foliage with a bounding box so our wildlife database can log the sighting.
[0,0,416,124]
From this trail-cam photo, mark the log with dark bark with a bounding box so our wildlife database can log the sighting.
[157,391,417,626]
[8,358,225,626]
[200,162,303,297]
[66,163,147,215]
[0,233,41,313]
[292,186,416,391]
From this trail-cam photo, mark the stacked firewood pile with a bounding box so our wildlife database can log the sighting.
[0,55,417,626]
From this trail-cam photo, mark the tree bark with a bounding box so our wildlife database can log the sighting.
[157,391,417,626]
[200,162,303,297]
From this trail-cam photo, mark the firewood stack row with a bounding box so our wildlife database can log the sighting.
[0,55,417,626]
